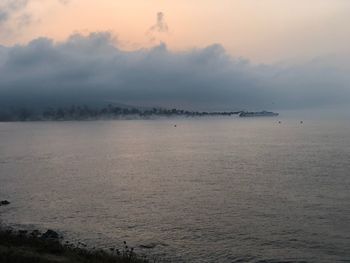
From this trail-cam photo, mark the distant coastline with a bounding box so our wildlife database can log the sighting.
[239,111,279,117]
[0,105,243,122]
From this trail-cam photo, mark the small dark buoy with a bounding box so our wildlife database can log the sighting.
[174,125,177,127]
[300,121,303,124]
[278,121,281,124]
[0,200,10,206]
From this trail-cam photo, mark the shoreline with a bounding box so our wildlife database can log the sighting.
[0,201,153,263]
[0,114,241,123]
[0,105,242,122]
[0,224,153,263]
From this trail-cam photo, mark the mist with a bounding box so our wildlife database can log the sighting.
[0,31,349,112]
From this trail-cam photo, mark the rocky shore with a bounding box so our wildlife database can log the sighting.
[0,200,152,263]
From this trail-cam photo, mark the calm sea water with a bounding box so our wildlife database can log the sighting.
[0,117,350,262]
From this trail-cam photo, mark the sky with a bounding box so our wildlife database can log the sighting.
[0,0,349,111]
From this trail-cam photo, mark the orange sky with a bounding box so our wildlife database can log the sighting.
[2,0,350,62]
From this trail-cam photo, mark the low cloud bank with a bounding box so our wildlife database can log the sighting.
[0,0,69,32]
[0,32,349,111]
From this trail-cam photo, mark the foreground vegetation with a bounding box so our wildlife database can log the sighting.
[0,227,151,263]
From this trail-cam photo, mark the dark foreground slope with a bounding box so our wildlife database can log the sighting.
[0,228,151,263]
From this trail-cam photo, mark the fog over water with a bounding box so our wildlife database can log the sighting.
[0,32,350,111]
[1,117,349,262]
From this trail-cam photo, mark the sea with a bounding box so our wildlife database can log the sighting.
[1,113,350,262]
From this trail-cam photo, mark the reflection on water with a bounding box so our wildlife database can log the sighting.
[0,118,350,262]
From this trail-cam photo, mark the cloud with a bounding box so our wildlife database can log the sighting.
[0,32,349,111]
[0,10,9,24]
[5,0,29,12]
[0,0,69,28]
[0,0,29,25]
[58,0,71,5]
[150,12,169,33]
[147,12,169,43]
[17,13,36,27]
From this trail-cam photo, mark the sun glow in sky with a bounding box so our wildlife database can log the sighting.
[1,0,350,62]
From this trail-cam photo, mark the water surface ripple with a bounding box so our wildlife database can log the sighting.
[0,118,349,262]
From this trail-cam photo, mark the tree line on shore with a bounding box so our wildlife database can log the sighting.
[0,105,241,121]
